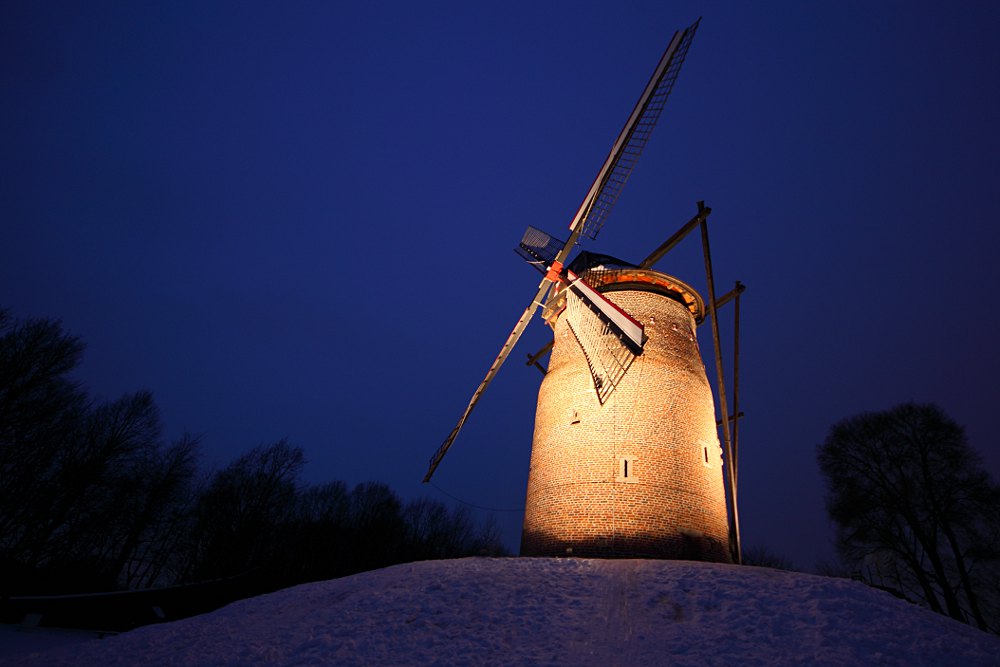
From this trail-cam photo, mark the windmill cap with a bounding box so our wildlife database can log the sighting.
[582,268,705,323]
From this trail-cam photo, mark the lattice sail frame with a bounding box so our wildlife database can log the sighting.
[557,269,647,404]
[516,226,566,270]
[577,20,699,241]
[564,288,638,404]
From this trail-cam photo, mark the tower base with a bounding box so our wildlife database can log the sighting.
[521,269,732,563]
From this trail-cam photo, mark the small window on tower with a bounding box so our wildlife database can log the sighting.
[700,440,720,468]
[616,456,637,483]
[569,409,580,425]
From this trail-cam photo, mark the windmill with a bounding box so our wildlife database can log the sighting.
[423,19,745,564]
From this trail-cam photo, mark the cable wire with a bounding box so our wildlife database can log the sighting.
[428,481,525,513]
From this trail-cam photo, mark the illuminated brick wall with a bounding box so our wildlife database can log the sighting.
[520,274,732,562]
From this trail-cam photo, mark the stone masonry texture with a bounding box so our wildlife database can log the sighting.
[521,273,732,562]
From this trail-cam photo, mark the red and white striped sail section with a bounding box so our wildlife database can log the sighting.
[423,20,700,483]
[564,271,645,353]
[562,271,646,404]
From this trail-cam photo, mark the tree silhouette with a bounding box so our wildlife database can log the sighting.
[112,434,201,588]
[346,481,407,572]
[0,308,508,611]
[0,312,201,592]
[818,403,999,631]
[284,480,352,581]
[741,546,796,571]
[179,439,304,583]
[0,311,88,576]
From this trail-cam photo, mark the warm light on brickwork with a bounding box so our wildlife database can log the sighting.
[521,270,731,562]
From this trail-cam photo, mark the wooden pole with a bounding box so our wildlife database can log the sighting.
[699,206,741,564]
[714,283,743,310]
[525,341,553,375]
[731,281,744,492]
[639,206,711,269]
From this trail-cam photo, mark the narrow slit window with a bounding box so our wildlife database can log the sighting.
[700,440,719,468]
[616,456,637,483]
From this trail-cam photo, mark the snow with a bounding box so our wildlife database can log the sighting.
[0,626,111,659]
[3,558,998,666]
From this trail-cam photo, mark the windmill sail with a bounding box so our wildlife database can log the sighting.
[570,18,700,241]
[564,271,645,353]
[516,226,566,270]
[563,271,645,404]
[423,20,700,483]
[423,279,554,483]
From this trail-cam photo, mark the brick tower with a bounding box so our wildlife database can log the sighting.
[420,21,738,560]
[520,268,732,562]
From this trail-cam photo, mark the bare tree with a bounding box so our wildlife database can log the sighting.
[741,546,796,571]
[180,439,305,582]
[1,309,510,603]
[0,310,204,593]
[403,498,476,560]
[284,481,351,581]
[0,311,88,573]
[346,481,406,571]
[114,434,201,588]
[818,403,999,631]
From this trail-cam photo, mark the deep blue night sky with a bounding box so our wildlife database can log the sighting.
[3,1,999,570]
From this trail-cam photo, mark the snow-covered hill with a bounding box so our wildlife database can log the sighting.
[5,558,999,666]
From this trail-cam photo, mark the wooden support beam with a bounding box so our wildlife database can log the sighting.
[525,340,553,375]
[639,203,712,270]
[714,280,746,310]
[700,206,742,565]
[731,281,743,492]
[715,411,745,427]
